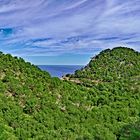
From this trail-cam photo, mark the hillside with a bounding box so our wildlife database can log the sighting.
[64,47,140,86]
[0,47,140,140]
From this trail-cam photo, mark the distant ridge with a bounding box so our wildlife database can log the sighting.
[63,47,140,86]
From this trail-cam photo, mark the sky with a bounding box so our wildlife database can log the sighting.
[0,0,140,65]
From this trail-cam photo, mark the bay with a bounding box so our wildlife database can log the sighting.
[38,65,83,78]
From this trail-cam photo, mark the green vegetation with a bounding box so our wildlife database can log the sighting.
[0,47,140,140]
[119,120,140,140]
[66,47,140,85]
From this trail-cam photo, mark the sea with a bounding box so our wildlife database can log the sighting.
[38,65,83,78]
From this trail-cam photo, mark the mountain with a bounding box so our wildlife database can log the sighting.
[0,47,140,140]
[64,47,140,86]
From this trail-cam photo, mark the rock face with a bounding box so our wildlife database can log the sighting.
[0,47,140,139]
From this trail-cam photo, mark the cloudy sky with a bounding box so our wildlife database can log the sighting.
[0,0,140,65]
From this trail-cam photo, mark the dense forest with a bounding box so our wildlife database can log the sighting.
[0,47,140,140]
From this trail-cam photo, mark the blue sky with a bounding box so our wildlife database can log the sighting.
[0,0,140,65]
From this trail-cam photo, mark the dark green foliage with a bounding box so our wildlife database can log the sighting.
[0,47,140,139]
[119,120,140,140]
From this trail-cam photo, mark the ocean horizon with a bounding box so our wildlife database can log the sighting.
[38,65,84,78]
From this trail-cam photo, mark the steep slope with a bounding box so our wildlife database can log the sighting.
[64,47,140,86]
[0,47,140,140]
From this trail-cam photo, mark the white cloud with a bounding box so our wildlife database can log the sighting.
[0,0,140,56]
